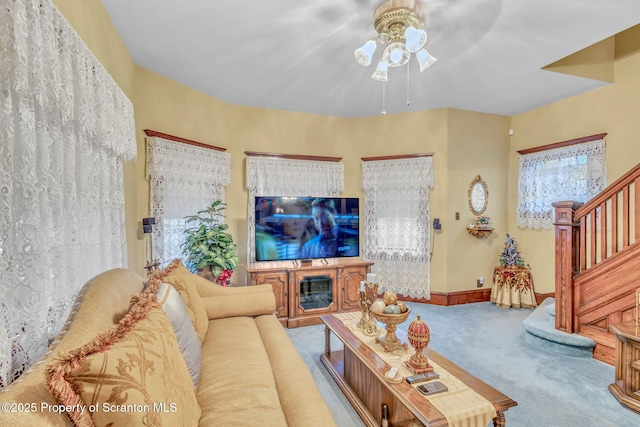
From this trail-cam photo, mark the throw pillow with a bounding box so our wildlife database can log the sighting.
[152,259,209,343]
[156,279,202,387]
[46,283,201,427]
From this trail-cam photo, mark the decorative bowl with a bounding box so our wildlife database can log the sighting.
[371,308,411,326]
[372,308,411,352]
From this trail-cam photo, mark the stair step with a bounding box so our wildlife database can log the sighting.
[545,302,555,317]
[522,298,595,358]
[545,302,555,325]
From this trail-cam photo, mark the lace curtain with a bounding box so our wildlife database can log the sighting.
[0,0,136,387]
[146,137,231,268]
[518,139,606,229]
[246,157,344,264]
[362,157,434,299]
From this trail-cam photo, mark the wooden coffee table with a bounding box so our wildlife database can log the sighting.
[320,314,517,427]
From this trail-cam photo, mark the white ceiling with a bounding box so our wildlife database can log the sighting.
[100,0,640,118]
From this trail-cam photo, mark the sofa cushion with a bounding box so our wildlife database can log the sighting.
[46,282,201,427]
[153,259,209,343]
[156,279,202,387]
[255,315,337,427]
[197,317,288,427]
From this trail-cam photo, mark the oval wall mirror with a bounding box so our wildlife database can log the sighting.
[468,175,488,216]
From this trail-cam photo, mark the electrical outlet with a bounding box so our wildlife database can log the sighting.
[455,212,460,220]
[477,277,484,287]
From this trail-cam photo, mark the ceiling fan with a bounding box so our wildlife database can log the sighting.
[298,0,503,61]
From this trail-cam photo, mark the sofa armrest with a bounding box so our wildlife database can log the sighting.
[199,284,276,319]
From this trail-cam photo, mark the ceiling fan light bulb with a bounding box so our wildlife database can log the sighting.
[354,40,377,66]
[371,60,389,81]
[405,27,427,53]
[390,48,404,65]
[417,49,437,72]
[383,42,410,67]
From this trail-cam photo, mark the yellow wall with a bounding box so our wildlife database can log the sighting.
[510,51,640,293]
[133,64,515,291]
[133,69,470,290]
[133,67,384,281]
[50,0,640,296]
[446,110,511,292]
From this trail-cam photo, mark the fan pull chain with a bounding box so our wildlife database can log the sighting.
[406,61,411,106]
[381,81,387,115]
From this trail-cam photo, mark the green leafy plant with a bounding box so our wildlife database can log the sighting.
[181,200,240,285]
[476,215,491,226]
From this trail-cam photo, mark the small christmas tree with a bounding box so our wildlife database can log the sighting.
[498,234,529,268]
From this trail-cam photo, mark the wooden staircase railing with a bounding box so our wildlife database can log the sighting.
[554,162,640,364]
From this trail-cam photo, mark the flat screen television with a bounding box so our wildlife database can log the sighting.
[255,196,360,261]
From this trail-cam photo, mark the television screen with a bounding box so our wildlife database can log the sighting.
[255,196,360,261]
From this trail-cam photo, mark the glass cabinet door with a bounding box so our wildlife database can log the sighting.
[299,275,333,310]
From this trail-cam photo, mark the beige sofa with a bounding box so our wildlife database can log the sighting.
[0,261,336,426]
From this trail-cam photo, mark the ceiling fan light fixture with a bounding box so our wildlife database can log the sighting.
[354,40,377,66]
[386,42,410,67]
[354,0,436,82]
[371,60,389,82]
[390,48,403,64]
[405,27,427,53]
[416,48,437,72]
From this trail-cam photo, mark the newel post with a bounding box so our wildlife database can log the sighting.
[552,201,583,333]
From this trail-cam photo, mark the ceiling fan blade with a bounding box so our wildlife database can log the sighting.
[421,0,503,58]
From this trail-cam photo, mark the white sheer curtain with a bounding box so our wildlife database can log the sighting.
[362,157,434,299]
[246,156,344,264]
[0,0,136,387]
[518,139,606,229]
[146,137,231,268]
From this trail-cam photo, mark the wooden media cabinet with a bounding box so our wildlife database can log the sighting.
[246,260,373,328]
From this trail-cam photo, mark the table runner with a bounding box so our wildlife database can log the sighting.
[334,312,497,427]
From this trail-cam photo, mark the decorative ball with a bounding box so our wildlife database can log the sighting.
[382,292,398,306]
[371,299,387,313]
[384,304,401,314]
[407,315,431,351]
[397,302,409,313]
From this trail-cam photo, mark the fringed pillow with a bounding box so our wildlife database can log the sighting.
[45,281,201,427]
[152,259,209,343]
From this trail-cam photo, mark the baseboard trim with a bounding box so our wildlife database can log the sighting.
[398,289,491,306]
[535,292,555,306]
[397,289,556,307]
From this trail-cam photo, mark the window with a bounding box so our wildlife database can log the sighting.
[245,155,344,264]
[1,0,136,387]
[361,156,434,299]
[517,138,606,229]
[146,135,231,267]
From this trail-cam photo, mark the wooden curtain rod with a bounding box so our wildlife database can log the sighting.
[517,133,607,155]
[144,129,226,152]
[361,153,435,162]
[244,151,342,162]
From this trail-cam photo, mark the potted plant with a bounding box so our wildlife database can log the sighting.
[181,200,240,286]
